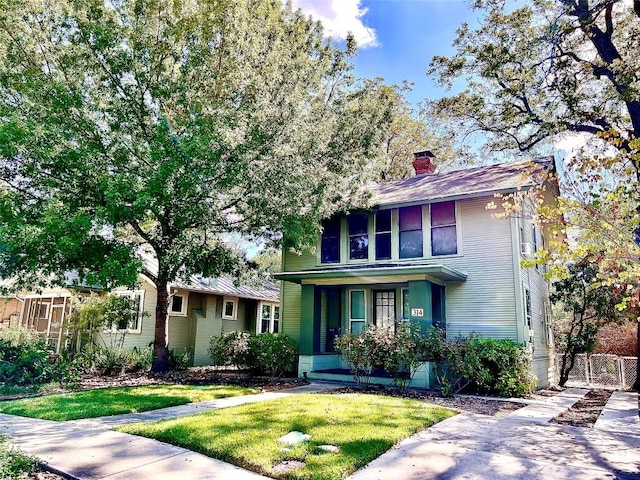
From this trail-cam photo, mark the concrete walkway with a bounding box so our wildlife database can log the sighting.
[348,388,640,480]
[1,384,638,480]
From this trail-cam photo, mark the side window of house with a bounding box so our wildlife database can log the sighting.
[113,290,144,332]
[259,303,281,333]
[399,205,423,258]
[431,201,457,256]
[375,210,392,260]
[432,284,445,327]
[320,217,341,264]
[401,288,410,320]
[348,212,369,260]
[349,290,366,334]
[524,287,532,331]
[222,297,237,320]
[170,294,187,315]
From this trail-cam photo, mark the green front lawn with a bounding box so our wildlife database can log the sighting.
[118,393,455,480]
[0,384,257,421]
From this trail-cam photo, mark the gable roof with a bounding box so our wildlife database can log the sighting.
[371,158,553,208]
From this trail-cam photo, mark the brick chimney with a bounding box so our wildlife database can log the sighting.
[412,150,436,175]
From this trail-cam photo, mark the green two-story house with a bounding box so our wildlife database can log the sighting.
[275,153,558,388]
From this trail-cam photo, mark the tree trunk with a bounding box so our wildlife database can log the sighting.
[151,278,170,373]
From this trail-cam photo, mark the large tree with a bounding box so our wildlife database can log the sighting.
[0,0,395,372]
[427,0,640,388]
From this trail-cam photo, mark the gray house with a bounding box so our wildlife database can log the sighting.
[275,154,558,388]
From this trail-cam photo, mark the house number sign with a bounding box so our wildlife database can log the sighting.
[410,308,424,317]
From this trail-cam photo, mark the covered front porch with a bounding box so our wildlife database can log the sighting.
[276,264,467,387]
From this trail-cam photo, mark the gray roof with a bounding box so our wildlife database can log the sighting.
[141,254,279,303]
[371,158,553,208]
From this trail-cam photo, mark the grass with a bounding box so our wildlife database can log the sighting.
[0,434,40,480]
[118,393,456,480]
[0,384,257,421]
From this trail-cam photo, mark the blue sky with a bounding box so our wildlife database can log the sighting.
[292,0,480,106]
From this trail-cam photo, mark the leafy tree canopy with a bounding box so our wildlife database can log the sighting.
[0,0,397,371]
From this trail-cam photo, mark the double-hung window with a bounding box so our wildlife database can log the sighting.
[399,206,423,259]
[348,213,369,260]
[431,201,457,256]
[321,217,341,264]
[375,210,392,260]
[259,303,280,333]
[112,290,144,333]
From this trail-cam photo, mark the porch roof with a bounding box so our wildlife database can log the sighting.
[274,263,467,285]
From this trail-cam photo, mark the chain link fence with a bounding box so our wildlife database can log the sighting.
[556,353,637,389]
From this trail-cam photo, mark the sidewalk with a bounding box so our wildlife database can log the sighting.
[348,388,640,480]
[1,385,638,480]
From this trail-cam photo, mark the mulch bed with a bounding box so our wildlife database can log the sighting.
[551,388,613,427]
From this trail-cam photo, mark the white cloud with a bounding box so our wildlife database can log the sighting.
[292,0,378,48]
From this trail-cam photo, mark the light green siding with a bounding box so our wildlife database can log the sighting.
[282,281,302,343]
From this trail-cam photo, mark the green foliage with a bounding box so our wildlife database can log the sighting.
[551,262,630,386]
[0,0,399,372]
[208,331,297,378]
[249,333,298,379]
[168,348,192,371]
[0,434,39,480]
[118,393,455,480]
[209,331,253,368]
[0,325,78,387]
[91,345,153,376]
[67,294,108,351]
[334,324,430,392]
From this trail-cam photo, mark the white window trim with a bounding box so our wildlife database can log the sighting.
[222,296,238,320]
[110,290,144,334]
[257,301,280,333]
[169,292,188,316]
[348,289,367,333]
[401,287,410,321]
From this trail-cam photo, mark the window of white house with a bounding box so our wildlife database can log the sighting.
[399,206,423,259]
[222,297,238,320]
[170,293,187,316]
[375,210,392,260]
[348,212,369,260]
[320,216,341,264]
[431,201,457,256]
[259,303,280,333]
[112,290,144,333]
[349,290,366,334]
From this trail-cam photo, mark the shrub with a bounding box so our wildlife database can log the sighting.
[383,322,429,393]
[0,325,78,387]
[249,333,297,378]
[209,331,253,368]
[0,434,39,480]
[334,326,387,388]
[92,345,152,375]
[469,339,536,397]
[208,331,298,378]
[168,348,192,371]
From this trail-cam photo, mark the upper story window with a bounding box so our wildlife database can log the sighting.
[320,217,341,264]
[348,212,369,260]
[431,201,457,256]
[399,206,423,259]
[375,210,392,260]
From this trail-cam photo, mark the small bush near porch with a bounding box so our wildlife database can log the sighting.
[118,393,455,480]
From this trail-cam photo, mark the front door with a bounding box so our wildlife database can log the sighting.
[374,290,395,329]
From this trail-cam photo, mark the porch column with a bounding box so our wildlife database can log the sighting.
[299,285,321,354]
[408,280,433,332]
